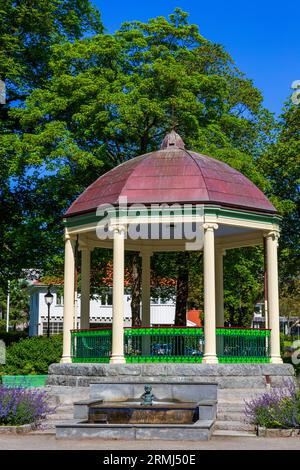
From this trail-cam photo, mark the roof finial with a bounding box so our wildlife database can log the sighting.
[160,130,185,150]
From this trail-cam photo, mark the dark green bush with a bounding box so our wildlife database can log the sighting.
[0,330,28,347]
[280,333,285,356]
[283,357,300,376]
[0,335,62,375]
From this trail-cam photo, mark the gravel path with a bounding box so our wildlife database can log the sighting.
[0,434,299,450]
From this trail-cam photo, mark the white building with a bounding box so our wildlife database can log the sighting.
[29,283,180,336]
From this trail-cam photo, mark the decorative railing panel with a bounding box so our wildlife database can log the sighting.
[71,328,112,363]
[216,327,270,363]
[124,327,204,363]
[71,326,270,363]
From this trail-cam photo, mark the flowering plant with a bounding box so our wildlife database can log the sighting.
[0,386,53,426]
[245,380,300,429]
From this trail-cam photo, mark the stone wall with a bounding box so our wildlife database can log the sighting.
[47,363,295,389]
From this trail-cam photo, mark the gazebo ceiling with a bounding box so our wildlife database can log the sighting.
[65,131,276,217]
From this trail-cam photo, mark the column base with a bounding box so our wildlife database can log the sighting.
[270,355,283,364]
[60,356,72,364]
[110,355,126,364]
[202,355,218,364]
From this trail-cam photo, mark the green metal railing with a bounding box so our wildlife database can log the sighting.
[71,328,112,363]
[216,327,270,363]
[71,326,270,363]
[124,327,204,363]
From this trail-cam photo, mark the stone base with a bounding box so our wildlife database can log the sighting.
[47,363,295,389]
[56,420,214,441]
[257,426,300,437]
[0,423,36,434]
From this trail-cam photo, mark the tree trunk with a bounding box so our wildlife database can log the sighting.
[131,253,141,326]
[175,252,189,326]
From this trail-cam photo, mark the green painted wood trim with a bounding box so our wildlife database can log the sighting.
[218,357,270,363]
[124,327,204,336]
[72,329,112,337]
[71,327,204,337]
[63,205,280,228]
[216,328,270,337]
[71,357,110,363]
[125,356,203,363]
[205,206,281,225]
[71,357,270,364]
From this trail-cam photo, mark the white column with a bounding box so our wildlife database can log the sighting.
[203,223,218,364]
[266,231,282,364]
[110,225,126,364]
[61,232,76,363]
[80,245,91,329]
[141,251,151,326]
[215,248,225,327]
[263,237,269,329]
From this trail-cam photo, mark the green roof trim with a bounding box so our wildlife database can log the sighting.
[63,205,281,228]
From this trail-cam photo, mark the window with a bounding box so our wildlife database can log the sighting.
[42,322,63,335]
[56,293,63,305]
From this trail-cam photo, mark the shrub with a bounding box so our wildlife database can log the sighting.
[0,335,62,375]
[0,331,28,347]
[280,333,285,356]
[283,356,300,376]
[0,386,53,425]
[245,380,300,429]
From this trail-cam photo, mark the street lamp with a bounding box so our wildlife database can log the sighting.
[44,287,53,338]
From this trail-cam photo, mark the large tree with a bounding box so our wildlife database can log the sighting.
[0,0,103,285]
[259,102,300,281]
[1,8,276,324]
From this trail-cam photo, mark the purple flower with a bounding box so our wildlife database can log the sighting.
[244,379,300,429]
[0,386,54,426]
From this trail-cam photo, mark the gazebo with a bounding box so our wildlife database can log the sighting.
[60,131,282,366]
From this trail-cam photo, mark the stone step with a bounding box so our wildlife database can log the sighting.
[30,428,56,435]
[44,386,90,405]
[53,406,74,413]
[218,388,265,397]
[216,412,245,422]
[56,404,74,409]
[218,395,260,404]
[213,429,256,437]
[217,404,245,413]
[46,413,74,421]
[214,420,255,432]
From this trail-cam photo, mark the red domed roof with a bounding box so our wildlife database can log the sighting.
[66,131,276,217]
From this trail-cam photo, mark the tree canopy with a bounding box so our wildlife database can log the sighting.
[0,0,103,282]
[0,5,298,325]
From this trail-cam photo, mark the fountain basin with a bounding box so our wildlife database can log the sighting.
[56,381,218,441]
[88,400,199,424]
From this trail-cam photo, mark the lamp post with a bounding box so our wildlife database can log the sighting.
[44,287,53,338]
[6,280,10,333]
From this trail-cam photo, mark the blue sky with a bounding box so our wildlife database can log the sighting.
[92,0,300,116]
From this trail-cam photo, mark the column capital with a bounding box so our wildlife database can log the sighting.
[109,224,127,234]
[264,230,280,241]
[79,242,91,252]
[203,223,218,231]
[64,232,76,242]
[139,249,152,258]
